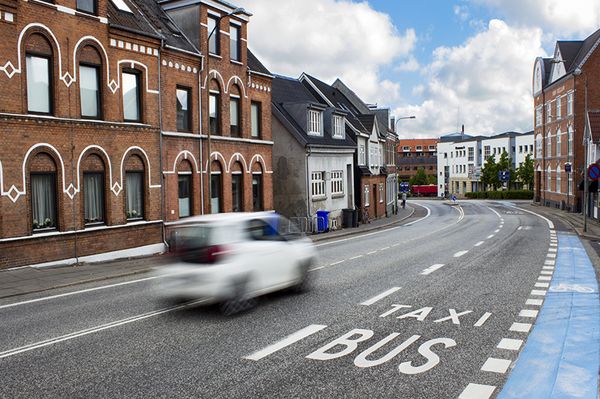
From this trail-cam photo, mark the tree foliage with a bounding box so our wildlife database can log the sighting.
[481,156,499,190]
[517,154,534,189]
[409,168,429,186]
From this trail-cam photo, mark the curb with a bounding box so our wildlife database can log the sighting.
[520,204,600,241]
[310,206,417,243]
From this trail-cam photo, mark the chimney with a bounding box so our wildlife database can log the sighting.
[461,124,464,140]
[391,117,396,132]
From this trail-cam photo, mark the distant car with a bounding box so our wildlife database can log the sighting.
[154,212,317,314]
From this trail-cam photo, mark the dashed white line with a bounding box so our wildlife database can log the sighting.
[545,260,556,266]
[481,357,512,374]
[531,289,547,296]
[519,309,539,318]
[526,299,544,306]
[454,250,469,258]
[380,246,390,251]
[349,255,364,260]
[548,247,558,253]
[244,324,328,361]
[535,282,550,288]
[510,322,532,333]
[329,260,345,266]
[359,287,402,306]
[487,235,495,239]
[497,338,523,351]
[474,241,485,247]
[421,264,445,275]
[538,276,552,281]
[494,229,501,233]
[547,253,557,259]
[309,266,325,272]
[458,383,496,399]
[541,271,553,275]
[367,251,377,255]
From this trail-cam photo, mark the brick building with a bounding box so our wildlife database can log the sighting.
[0,0,273,269]
[396,139,438,183]
[532,28,600,213]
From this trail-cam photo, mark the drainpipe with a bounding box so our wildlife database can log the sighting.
[199,55,205,214]
[306,147,311,222]
[157,40,168,250]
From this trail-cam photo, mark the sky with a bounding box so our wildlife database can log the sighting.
[236,0,600,138]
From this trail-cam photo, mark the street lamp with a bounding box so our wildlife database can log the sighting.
[205,7,246,214]
[574,67,589,232]
[394,115,416,134]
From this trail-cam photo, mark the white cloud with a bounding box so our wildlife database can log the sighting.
[238,0,416,105]
[395,56,420,72]
[471,0,600,37]
[394,20,548,136]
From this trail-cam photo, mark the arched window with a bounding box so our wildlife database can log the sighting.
[177,159,193,218]
[231,162,244,212]
[210,160,223,214]
[546,132,552,158]
[122,68,142,122]
[82,153,106,225]
[546,165,552,192]
[30,152,58,231]
[556,165,561,193]
[556,128,561,157]
[25,33,54,115]
[568,125,573,156]
[209,79,221,135]
[229,84,241,137]
[251,162,263,211]
[125,155,145,220]
[535,134,542,159]
[79,45,103,119]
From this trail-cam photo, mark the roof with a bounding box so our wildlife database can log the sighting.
[108,0,161,39]
[397,138,439,152]
[588,111,600,143]
[332,79,372,114]
[568,27,600,73]
[247,49,272,76]
[357,115,375,133]
[557,41,583,72]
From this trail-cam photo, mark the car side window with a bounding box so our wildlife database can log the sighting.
[247,219,282,241]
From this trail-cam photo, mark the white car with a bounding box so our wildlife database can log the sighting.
[154,212,317,314]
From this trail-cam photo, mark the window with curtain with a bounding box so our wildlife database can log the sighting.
[126,172,143,220]
[176,87,190,131]
[251,101,261,138]
[252,174,263,211]
[178,174,191,218]
[209,92,220,135]
[31,173,56,230]
[84,172,104,224]
[230,96,240,137]
[26,55,51,114]
[80,64,100,118]
[122,71,140,121]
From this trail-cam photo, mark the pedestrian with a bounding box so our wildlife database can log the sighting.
[402,192,407,209]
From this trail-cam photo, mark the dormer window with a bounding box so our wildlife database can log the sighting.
[333,115,344,138]
[308,109,323,136]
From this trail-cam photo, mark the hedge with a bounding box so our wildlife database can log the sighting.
[464,190,533,200]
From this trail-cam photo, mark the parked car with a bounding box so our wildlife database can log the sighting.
[154,212,317,314]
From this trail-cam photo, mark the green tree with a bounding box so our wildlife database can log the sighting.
[426,174,437,185]
[481,156,499,190]
[517,154,534,189]
[410,167,429,186]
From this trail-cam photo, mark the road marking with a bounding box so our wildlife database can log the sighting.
[494,229,500,233]
[531,290,547,296]
[487,235,495,239]
[501,204,554,229]
[0,275,165,310]
[519,309,539,318]
[481,358,512,374]
[404,204,432,226]
[309,266,325,271]
[454,250,469,258]
[545,260,556,266]
[538,276,552,281]
[547,253,557,259]
[517,226,522,230]
[542,266,554,270]
[421,264,445,275]
[526,299,543,306]
[487,206,503,219]
[243,324,328,361]
[367,251,377,255]
[459,383,496,399]
[548,247,557,253]
[510,322,532,333]
[349,255,364,260]
[473,312,493,327]
[329,260,345,266]
[541,271,553,275]
[455,205,465,223]
[550,243,557,247]
[359,287,402,306]
[0,298,208,359]
[474,241,485,247]
[535,282,550,289]
[380,246,390,251]
[497,338,523,351]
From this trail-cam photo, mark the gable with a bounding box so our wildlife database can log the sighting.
[549,46,566,84]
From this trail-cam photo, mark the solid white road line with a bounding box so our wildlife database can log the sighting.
[510,322,532,333]
[502,204,555,229]
[359,287,402,306]
[474,241,485,247]
[0,275,164,311]
[497,338,523,351]
[0,298,208,359]
[244,324,328,361]
[404,204,432,226]
[455,205,465,223]
[519,309,539,318]
[487,206,503,219]
[421,264,445,275]
[459,383,496,399]
[309,266,325,272]
[454,250,469,258]
[526,299,544,306]
[481,358,512,374]
[329,260,345,266]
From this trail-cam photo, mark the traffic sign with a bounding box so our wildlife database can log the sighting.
[588,163,600,180]
[399,182,410,193]
[565,163,572,173]
[498,170,510,182]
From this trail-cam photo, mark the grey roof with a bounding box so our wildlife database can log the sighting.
[567,27,600,73]
[357,115,375,134]
[332,79,372,114]
[557,41,583,71]
[108,1,161,39]
[272,75,356,149]
[248,49,271,75]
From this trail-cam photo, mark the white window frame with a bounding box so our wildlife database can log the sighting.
[546,102,552,123]
[308,109,323,136]
[536,135,542,159]
[567,92,573,116]
[535,106,542,127]
[311,171,326,200]
[546,132,552,158]
[556,96,562,119]
[364,184,370,206]
[333,115,344,138]
[556,165,561,193]
[359,144,366,165]
[568,126,573,156]
[331,170,344,197]
[484,146,491,158]
[556,128,561,157]
[379,183,384,203]
[546,166,552,192]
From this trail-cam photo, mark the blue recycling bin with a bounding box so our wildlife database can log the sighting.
[316,210,330,233]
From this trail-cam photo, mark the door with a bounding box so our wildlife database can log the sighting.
[535,171,542,202]
[372,184,378,217]
[232,174,243,212]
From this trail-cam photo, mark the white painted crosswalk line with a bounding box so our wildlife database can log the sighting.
[526,299,544,306]
[519,309,539,318]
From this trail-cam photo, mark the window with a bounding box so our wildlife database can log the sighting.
[535,106,542,127]
[536,135,542,158]
[208,16,220,55]
[568,126,573,156]
[546,132,552,157]
[379,183,384,203]
[232,174,243,212]
[567,92,573,116]
[176,87,191,131]
[468,147,474,161]
[126,172,143,220]
[77,0,96,14]
[556,96,562,119]
[359,144,366,165]
[122,71,140,121]
[209,91,220,135]
[252,174,263,211]
[31,173,56,230]
[484,146,490,158]
[556,166,561,193]
[546,166,551,192]
[230,96,240,137]
[178,174,191,218]
[80,65,100,118]
[84,172,104,224]
[26,55,51,114]
[230,24,240,62]
[311,171,326,199]
[519,145,523,154]
[556,129,561,157]
[429,145,436,151]
[364,185,370,206]
[568,173,573,195]
[210,172,222,214]
[331,171,344,196]
[403,146,410,151]
[333,115,344,138]
[308,109,323,135]
[251,101,261,138]
[416,146,422,151]
[546,102,552,123]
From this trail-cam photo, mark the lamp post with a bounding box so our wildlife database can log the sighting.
[205,7,246,214]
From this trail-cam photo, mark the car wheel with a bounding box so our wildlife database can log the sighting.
[291,260,312,293]
[220,276,255,316]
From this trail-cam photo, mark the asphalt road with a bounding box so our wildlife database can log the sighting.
[0,200,553,398]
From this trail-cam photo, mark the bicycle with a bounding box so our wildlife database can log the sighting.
[361,208,370,224]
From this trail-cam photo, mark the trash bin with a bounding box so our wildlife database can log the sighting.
[352,209,359,227]
[316,210,330,233]
[342,209,353,228]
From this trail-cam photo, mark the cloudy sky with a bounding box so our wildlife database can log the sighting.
[237,0,600,138]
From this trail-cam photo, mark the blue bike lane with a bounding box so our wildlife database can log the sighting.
[498,233,599,399]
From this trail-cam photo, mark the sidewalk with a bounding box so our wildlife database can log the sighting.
[522,202,600,241]
[0,204,420,300]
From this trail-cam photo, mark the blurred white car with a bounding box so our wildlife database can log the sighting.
[154,212,317,314]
